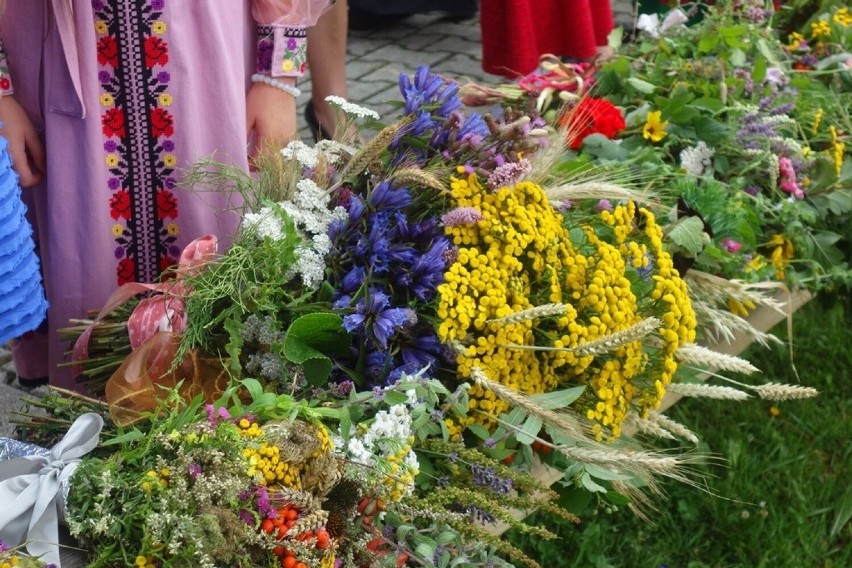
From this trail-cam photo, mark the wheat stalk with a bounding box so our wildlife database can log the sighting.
[546,181,653,206]
[748,382,819,401]
[487,303,568,325]
[676,343,760,374]
[570,317,660,355]
[289,509,329,536]
[648,412,699,445]
[338,118,409,182]
[667,382,751,401]
[387,167,450,193]
[470,367,589,441]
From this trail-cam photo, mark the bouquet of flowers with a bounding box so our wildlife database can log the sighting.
[2,64,819,568]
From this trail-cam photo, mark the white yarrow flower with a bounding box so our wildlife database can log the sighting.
[325,95,380,120]
[680,141,715,177]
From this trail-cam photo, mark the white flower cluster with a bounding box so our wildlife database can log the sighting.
[243,179,347,289]
[281,139,356,169]
[325,95,381,121]
[282,178,348,288]
[680,141,715,177]
[335,404,419,499]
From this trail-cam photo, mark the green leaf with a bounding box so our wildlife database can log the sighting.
[830,487,852,539]
[467,423,492,441]
[580,472,607,493]
[751,56,767,83]
[693,116,728,145]
[223,316,244,373]
[529,386,586,409]
[627,77,657,94]
[668,216,707,256]
[698,34,720,53]
[100,428,144,447]
[607,26,623,50]
[729,47,746,67]
[515,414,543,445]
[604,491,631,507]
[691,97,724,112]
[282,313,349,386]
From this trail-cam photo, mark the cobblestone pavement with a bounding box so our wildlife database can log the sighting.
[2,3,641,436]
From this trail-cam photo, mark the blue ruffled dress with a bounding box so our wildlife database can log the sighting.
[0,135,48,344]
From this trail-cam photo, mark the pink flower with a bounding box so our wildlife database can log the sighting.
[442,207,484,227]
[721,238,742,253]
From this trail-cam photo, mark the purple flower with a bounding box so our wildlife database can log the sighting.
[168,245,181,257]
[442,207,483,227]
[164,176,177,189]
[91,0,105,11]
[369,181,411,210]
[114,246,125,259]
[342,266,366,293]
[98,70,112,84]
[286,38,298,51]
[150,0,165,11]
[188,463,202,480]
[343,290,409,349]
[162,140,175,152]
[107,176,121,189]
[157,71,171,84]
[596,199,614,212]
[0,538,8,552]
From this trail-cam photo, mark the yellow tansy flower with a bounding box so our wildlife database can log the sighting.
[105,154,119,167]
[152,21,167,35]
[100,93,114,107]
[163,154,177,167]
[159,93,172,107]
[643,111,668,143]
[810,19,831,39]
[112,224,124,237]
[95,21,108,35]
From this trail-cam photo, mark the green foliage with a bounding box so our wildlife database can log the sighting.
[508,296,852,567]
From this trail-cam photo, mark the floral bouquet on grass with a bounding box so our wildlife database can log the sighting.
[3,65,819,568]
[463,0,851,298]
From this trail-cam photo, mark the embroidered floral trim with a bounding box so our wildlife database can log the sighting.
[256,25,308,78]
[93,0,180,285]
[0,39,13,96]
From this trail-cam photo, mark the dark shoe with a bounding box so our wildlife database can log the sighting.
[305,100,333,143]
[16,375,48,389]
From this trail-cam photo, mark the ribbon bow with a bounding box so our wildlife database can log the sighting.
[0,413,104,567]
[72,234,218,372]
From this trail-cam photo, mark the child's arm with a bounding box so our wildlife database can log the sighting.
[0,36,44,187]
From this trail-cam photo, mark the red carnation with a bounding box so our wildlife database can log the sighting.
[117,257,136,285]
[102,108,126,138]
[560,97,626,150]
[97,36,120,67]
[109,190,132,220]
[150,108,174,137]
[144,36,169,68]
[156,189,178,219]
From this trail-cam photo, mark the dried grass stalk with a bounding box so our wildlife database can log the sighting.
[488,303,568,325]
[676,343,760,374]
[667,382,751,401]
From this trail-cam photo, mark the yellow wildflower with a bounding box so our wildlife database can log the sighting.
[100,93,114,107]
[152,21,167,35]
[811,108,823,135]
[94,21,108,35]
[810,19,831,39]
[786,32,805,50]
[768,234,794,280]
[833,7,852,26]
[642,111,668,143]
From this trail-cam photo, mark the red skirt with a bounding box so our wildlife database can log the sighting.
[480,0,614,78]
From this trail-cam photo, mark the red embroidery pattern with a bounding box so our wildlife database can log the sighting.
[94,0,180,285]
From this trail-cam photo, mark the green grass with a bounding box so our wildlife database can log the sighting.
[508,293,851,568]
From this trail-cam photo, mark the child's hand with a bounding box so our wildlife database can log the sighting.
[0,95,45,187]
[246,80,298,159]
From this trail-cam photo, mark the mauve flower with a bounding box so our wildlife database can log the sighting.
[442,206,483,227]
[596,199,614,212]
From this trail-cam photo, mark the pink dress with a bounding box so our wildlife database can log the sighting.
[0,0,329,389]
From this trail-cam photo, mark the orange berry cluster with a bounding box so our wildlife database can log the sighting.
[259,503,331,568]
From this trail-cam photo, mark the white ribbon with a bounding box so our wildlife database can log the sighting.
[0,413,103,567]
